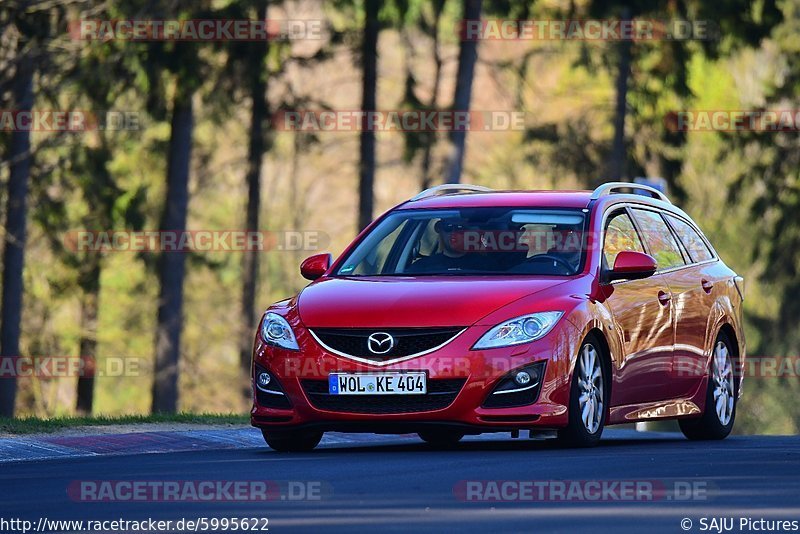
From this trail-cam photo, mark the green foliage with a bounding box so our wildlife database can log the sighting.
[1,0,798,433]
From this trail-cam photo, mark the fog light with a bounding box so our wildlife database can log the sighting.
[257,372,272,388]
[514,371,532,386]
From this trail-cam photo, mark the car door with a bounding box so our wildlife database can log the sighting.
[661,212,719,397]
[601,208,676,406]
[628,207,699,401]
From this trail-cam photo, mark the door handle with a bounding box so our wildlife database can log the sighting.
[701,279,713,293]
[658,290,672,305]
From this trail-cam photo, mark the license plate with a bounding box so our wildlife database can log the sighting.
[328,372,427,395]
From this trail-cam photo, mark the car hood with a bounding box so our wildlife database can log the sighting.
[296,276,572,328]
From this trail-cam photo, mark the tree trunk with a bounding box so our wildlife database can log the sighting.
[0,54,35,418]
[357,0,380,231]
[75,254,100,415]
[239,4,269,402]
[151,84,193,414]
[445,0,482,185]
[420,0,446,190]
[607,7,632,185]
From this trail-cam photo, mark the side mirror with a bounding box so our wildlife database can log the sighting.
[300,253,332,281]
[607,251,657,282]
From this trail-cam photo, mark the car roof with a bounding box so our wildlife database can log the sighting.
[392,186,696,225]
[396,190,594,210]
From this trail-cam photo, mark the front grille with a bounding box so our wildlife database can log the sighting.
[256,388,292,410]
[310,327,463,363]
[301,378,467,414]
[482,386,541,409]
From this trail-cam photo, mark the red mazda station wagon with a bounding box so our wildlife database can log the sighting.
[251,183,745,451]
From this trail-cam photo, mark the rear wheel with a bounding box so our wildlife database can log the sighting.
[261,429,323,452]
[418,430,464,448]
[679,332,736,440]
[557,336,607,448]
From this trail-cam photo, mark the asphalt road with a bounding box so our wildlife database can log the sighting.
[1,430,799,533]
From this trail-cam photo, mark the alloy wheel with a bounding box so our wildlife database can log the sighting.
[578,344,604,434]
[712,340,735,426]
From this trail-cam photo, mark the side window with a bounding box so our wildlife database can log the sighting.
[665,214,715,263]
[603,211,645,267]
[631,208,687,271]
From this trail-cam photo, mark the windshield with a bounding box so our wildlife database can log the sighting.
[335,208,587,276]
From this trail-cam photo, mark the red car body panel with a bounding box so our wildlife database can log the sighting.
[251,189,746,435]
[297,276,574,328]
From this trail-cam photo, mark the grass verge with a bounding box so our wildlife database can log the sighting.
[0,413,249,435]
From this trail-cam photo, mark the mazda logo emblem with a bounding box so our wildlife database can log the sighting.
[367,332,395,355]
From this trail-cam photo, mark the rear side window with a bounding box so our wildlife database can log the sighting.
[665,214,715,263]
[631,208,687,271]
[603,211,645,268]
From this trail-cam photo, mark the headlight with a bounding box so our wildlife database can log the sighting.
[472,312,563,350]
[260,312,299,351]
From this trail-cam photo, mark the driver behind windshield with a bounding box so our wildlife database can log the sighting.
[505,225,584,275]
[538,227,583,272]
[407,219,493,274]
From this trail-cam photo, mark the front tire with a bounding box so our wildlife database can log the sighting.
[679,332,736,441]
[261,429,323,452]
[557,335,607,448]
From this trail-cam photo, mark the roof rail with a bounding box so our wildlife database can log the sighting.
[590,181,671,204]
[409,183,494,202]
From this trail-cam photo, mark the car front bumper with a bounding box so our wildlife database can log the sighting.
[250,319,580,433]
